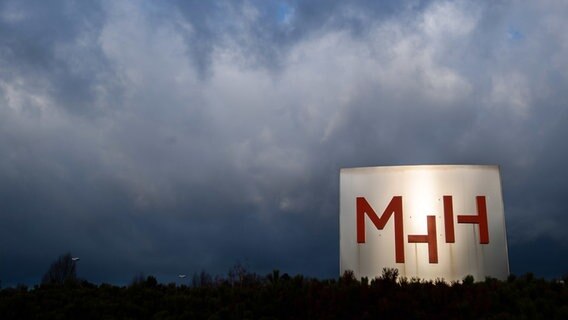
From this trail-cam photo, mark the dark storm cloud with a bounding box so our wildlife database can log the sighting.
[1,0,567,286]
[172,0,416,74]
[0,0,119,116]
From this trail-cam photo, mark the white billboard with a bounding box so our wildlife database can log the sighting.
[340,165,509,282]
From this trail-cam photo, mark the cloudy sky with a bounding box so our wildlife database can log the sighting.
[1,0,567,286]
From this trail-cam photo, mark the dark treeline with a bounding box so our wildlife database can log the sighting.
[1,268,567,319]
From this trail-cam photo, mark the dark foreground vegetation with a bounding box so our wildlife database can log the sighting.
[1,269,567,320]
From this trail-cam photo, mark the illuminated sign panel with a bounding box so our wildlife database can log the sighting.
[340,165,509,282]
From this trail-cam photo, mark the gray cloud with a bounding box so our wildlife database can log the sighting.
[1,0,568,286]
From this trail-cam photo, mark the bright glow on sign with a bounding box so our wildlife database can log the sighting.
[340,165,509,282]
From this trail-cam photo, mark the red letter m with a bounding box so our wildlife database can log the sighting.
[356,196,404,263]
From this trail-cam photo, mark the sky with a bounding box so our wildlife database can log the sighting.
[1,0,567,286]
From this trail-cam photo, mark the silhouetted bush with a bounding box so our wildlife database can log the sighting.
[41,253,78,285]
[1,270,566,319]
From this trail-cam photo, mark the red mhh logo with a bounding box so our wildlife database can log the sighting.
[356,195,489,264]
[340,165,509,282]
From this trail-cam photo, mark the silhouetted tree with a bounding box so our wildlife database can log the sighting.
[463,275,475,285]
[381,267,399,283]
[192,270,212,287]
[228,262,247,285]
[130,272,146,286]
[41,252,77,285]
[145,275,157,287]
[267,269,280,284]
